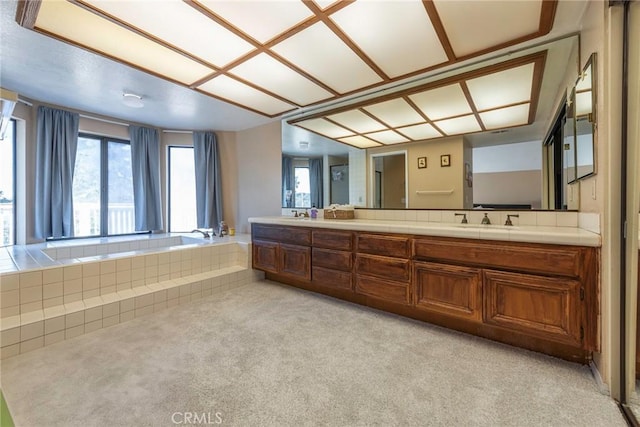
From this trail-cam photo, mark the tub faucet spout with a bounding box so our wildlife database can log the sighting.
[191,229,211,238]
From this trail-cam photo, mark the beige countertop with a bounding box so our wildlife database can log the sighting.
[249,216,601,247]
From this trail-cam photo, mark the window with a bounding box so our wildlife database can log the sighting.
[168,146,196,232]
[72,134,135,237]
[294,166,311,208]
[0,120,15,246]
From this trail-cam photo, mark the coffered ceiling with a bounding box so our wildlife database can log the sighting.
[17,0,556,119]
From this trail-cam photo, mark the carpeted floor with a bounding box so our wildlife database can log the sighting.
[0,280,626,426]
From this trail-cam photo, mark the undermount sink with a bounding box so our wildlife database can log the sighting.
[454,224,519,230]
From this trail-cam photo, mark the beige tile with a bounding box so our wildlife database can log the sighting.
[1,327,20,347]
[85,306,102,323]
[0,315,20,330]
[64,278,82,295]
[82,262,100,278]
[45,316,66,334]
[100,260,116,274]
[131,256,145,270]
[20,301,43,314]
[44,330,65,346]
[84,319,102,333]
[65,325,84,339]
[64,300,85,314]
[102,302,119,318]
[179,295,190,305]
[179,284,191,297]
[153,301,167,312]
[0,273,20,292]
[63,292,83,305]
[153,290,167,304]
[190,282,202,294]
[145,254,158,267]
[63,265,83,281]
[167,298,179,307]
[20,285,42,304]
[65,311,84,328]
[116,270,131,286]
[83,289,99,299]
[120,298,134,313]
[1,343,19,359]
[42,267,63,285]
[144,266,157,279]
[43,282,63,299]
[20,271,42,288]
[119,310,135,323]
[43,305,66,318]
[20,336,44,353]
[83,276,100,292]
[103,314,119,328]
[135,294,154,309]
[167,287,180,300]
[100,285,117,296]
[134,306,153,318]
[100,272,116,288]
[100,293,119,304]
[116,258,131,271]
[21,321,44,341]
[1,289,19,308]
[43,297,64,309]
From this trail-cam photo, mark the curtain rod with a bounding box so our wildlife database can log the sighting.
[162,130,193,134]
[79,114,129,127]
[17,98,33,107]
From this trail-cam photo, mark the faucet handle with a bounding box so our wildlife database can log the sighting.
[505,214,519,226]
[454,213,468,224]
[481,213,491,225]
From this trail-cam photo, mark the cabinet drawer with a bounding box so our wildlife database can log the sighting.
[355,275,410,305]
[252,224,311,246]
[279,244,311,281]
[413,262,482,322]
[356,254,410,282]
[312,230,353,251]
[413,238,583,278]
[312,267,353,290]
[357,233,410,258]
[313,248,352,271]
[252,240,278,274]
[483,270,582,346]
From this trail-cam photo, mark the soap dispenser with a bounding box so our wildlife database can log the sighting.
[310,205,318,219]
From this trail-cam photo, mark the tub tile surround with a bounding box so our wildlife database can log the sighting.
[0,234,262,359]
[278,209,601,247]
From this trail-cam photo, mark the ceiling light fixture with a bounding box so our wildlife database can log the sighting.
[122,93,144,108]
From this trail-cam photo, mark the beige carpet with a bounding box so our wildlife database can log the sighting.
[0,280,625,426]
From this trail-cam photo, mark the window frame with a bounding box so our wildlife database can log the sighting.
[167,145,196,233]
[294,165,311,208]
[0,119,16,246]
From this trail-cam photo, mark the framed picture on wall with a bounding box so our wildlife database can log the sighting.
[417,157,427,169]
[441,154,451,167]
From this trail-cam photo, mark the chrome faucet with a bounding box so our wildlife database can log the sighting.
[505,214,519,226]
[481,213,491,225]
[291,210,298,217]
[455,213,468,224]
[301,209,310,218]
[191,229,211,238]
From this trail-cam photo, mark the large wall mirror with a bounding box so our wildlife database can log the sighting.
[281,35,581,211]
[574,54,597,180]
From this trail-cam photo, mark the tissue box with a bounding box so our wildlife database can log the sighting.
[323,209,355,219]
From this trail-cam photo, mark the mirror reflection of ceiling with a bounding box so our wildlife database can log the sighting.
[289,52,546,148]
[18,0,556,118]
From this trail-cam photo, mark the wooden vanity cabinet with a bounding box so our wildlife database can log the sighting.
[355,233,411,305]
[252,224,311,281]
[312,230,353,291]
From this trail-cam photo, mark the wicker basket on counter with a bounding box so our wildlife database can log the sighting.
[323,209,355,219]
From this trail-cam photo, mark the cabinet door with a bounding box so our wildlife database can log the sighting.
[313,248,352,271]
[355,254,410,282]
[413,262,482,322]
[312,266,353,290]
[483,270,582,346]
[312,230,353,251]
[252,240,279,274]
[355,275,410,305]
[357,233,410,258]
[279,244,311,281]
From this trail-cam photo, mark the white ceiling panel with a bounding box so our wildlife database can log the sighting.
[365,130,409,145]
[199,0,313,44]
[396,123,442,140]
[466,63,535,111]
[296,118,354,139]
[82,0,255,67]
[434,0,542,57]
[433,115,481,135]
[331,0,448,78]
[328,110,387,133]
[479,104,530,130]
[338,135,381,149]
[272,22,383,94]
[363,98,424,127]
[229,53,333,106]
[198,75,294,116]
[35,1,215,85]
[409,84,471,120]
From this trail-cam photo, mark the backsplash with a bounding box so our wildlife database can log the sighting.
[280,208,601,234]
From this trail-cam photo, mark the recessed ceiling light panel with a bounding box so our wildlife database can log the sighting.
[396,123,442,140]
[409,84,472,121]
[466,63,535,111]
[479,104,530,130]
[433,115,481,135]
[338,135,381,149]
[364,98,425,128]
[365,130,409,145]
[296,118,354,139]
[327,110,386,134]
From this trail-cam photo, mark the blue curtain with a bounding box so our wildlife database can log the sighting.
[34,106,79,239]
[309,158,323,208]
[129,126,163,231]
[193,131,222,229]
[282,156,294,207]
